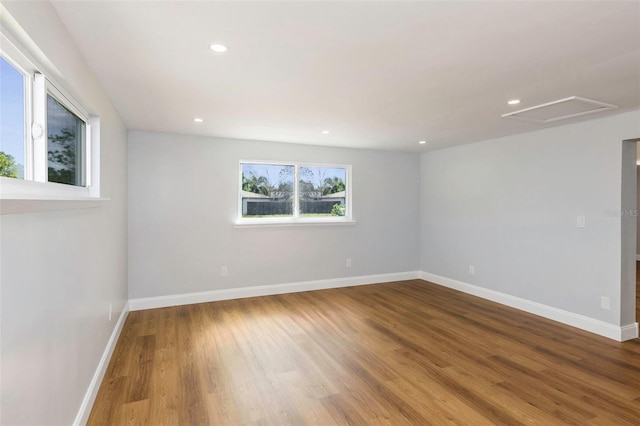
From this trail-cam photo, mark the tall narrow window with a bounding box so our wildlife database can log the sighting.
[0,55,26,179]
[47,94,85,186]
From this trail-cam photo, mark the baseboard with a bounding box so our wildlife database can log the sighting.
[621,323,639,341]
[636,254,640,261]
[420,271,639,342]
[129,271,421,311]
[73,302,130,426]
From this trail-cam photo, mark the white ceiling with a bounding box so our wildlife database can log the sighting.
[51,1,640,152]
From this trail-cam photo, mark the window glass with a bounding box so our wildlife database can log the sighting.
[240,162,350,222]
[0,56,25,179]
[299,166,347,217]
[47,94,85,186]
[241,163,294,218]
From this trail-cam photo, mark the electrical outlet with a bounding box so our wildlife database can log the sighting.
[346,258,352,268]
[221,266,228,277]
[469,265,475,275]
[576,216,586,229]
[600,296,611,310]
[108,303,112,321]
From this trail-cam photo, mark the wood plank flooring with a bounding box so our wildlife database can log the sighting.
[89,278,640,425]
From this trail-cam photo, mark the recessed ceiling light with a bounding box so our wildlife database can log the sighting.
[508,99,521,105]
[193,117,204,123]
[418,140,427,145]
[209,43,228,53]
[321,130,330,135]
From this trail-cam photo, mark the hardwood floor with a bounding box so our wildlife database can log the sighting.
[89,279,640,425]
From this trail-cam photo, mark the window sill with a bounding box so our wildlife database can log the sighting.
[0,196,110,215]
[234,219,357,229]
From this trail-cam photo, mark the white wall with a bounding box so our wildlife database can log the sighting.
[620,140,637,326]
[0,3,128,425]
[420,111,640,328]
[637,164,640,257]
[128,131,420,299]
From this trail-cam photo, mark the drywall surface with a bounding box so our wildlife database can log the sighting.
[0,2,128,425]
[620,140,637,326]
[637,165,640,257]
[128,131,420,299]
[420,111,640,326]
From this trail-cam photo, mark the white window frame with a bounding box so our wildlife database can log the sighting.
[237,160,354,226]
[34,73,91,189]
[0,27,101,204]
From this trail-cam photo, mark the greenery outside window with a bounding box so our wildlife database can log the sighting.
[239,161,352,224]
[46,93,86,186]
[0,55,25,179]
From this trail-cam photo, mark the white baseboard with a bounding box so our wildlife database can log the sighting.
[129,271,421,311]
[420,271,639,342]
[73,302,130,426]
[621,323,639,341]
[636,254,640,261]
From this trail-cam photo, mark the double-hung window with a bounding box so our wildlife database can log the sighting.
[239,161,352,224]
[0,31,98,201]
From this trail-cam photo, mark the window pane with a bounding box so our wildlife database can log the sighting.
[0,56,25,179]
[47,94,85,186]
[241,163,294,218]
[299,166,346,217]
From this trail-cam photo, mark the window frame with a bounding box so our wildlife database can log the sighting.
[0,27,100,204]
[38,73,90,188]
[237,160,353,226]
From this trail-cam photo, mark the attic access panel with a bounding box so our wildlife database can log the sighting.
[501,96,618,123]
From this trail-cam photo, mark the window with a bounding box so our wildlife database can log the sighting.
[299,165,347,217]
[0,30,98,202]
[241,163,294,218]
[239,161,352,223]
[47,93,86,186]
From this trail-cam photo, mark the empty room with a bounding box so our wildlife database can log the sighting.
[1,1,640,425]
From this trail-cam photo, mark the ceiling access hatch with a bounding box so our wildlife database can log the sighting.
[501,96,618,123]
